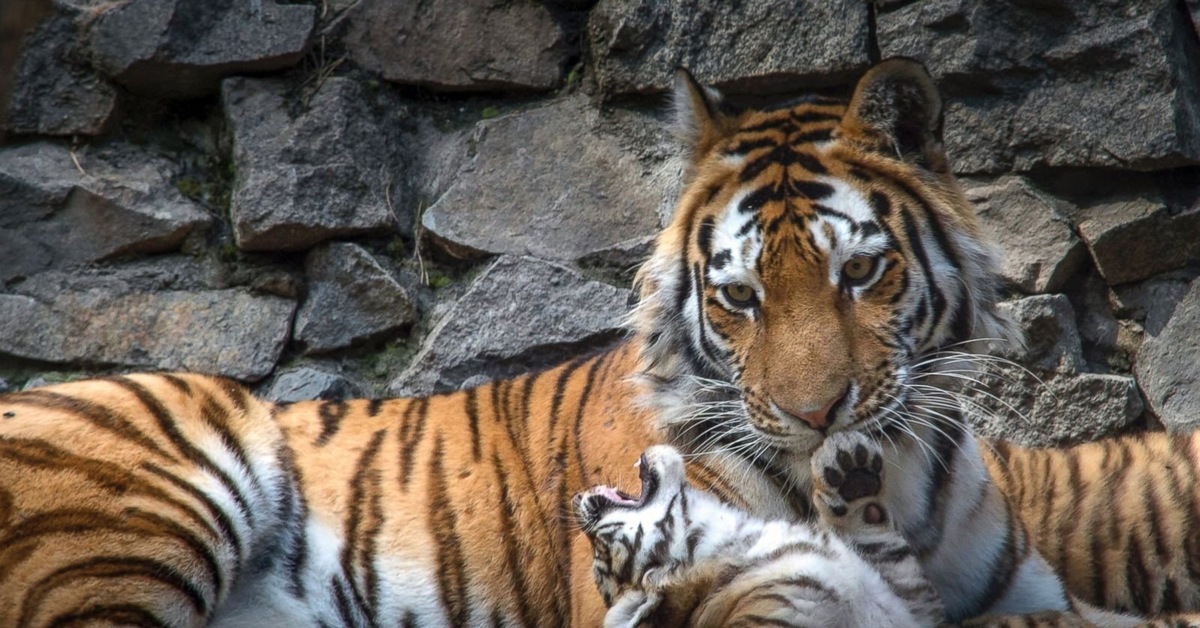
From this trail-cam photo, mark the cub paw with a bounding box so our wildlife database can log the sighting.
[811,431,886,530]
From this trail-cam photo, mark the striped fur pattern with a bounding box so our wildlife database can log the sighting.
[630,59,1074,621]
[0,58,1196,626]
[574,437,942,627]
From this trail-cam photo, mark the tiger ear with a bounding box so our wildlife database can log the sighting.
[671,68,733,165]
[840,58,945,167]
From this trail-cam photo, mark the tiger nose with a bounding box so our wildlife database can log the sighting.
[780,391,845,430]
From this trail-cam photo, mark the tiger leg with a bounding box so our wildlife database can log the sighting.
[811,431,944,626]
[879,423,1073,621]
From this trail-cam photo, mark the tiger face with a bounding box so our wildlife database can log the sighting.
[635,59,1015,458]
[573,445,694,608]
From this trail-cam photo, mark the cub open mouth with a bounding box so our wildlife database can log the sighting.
[577,453,662,519]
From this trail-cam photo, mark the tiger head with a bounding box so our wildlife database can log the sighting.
[633,58,1016,457]
[573,445,710,611]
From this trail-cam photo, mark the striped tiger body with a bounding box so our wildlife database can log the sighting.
[574,437,943,627]
[0,58,1195,626]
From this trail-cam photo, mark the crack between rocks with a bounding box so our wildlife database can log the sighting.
[867,1,882,64]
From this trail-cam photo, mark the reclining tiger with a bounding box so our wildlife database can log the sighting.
[0,58,1197,627]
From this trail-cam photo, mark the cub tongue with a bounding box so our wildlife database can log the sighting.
[597,485,639,506]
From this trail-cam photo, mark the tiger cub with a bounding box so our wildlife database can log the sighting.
[574,434,943,627]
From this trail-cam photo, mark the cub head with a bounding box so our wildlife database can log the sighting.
[634,58,1016,457]
[573,445,695,608]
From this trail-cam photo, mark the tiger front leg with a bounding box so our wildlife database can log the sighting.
[811,431,944,626]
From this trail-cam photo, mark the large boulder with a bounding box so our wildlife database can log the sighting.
[2,8,119,136]
[1075,188,1200,286]
[293,242,416,355]
[878,0,1200,173]
[588,0,871,94]
[1135,278,1200,431]
[389,256,630,396]
[342,0,569,91]
[420,96,672,262]
[87,0,315,98]
[966,177,1084,293]
[0,264,295,381]
[222,77,398,251]
[0,142,212,283]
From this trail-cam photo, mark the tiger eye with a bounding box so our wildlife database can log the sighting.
[721,283,757,307]
[843,256,875,282]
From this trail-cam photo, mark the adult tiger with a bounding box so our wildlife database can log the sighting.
[0,58,1193,627]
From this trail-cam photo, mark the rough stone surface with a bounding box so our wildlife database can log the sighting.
[264,367,361,403]
[343,0,568,91]
[588,0,870,94]
[0,268,295,381]
[1136,278,1200,430]
[968,368,1143,447]
[966,177,1084,293]
[223,77,397,251]
[879,0,1200,172]
[1076,189,1200,286]
[1115,271,1199,336]
[88,0,315,98]
[294,242,415,355]
[421,96,671,261]
[0,142,213,283]
[998,295,1085,373]
[3,10,119,136]
[390,256,630,396]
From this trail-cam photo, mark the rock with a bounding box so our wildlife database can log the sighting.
[22,377,50,392]
[1135,278,1200,431]
[1070,273,1141,373]
[421,96,671,261]
[998,295,1085,373]
[1075,189,1200,286]
[967,368,1143,447]
[389,256,630,396]
[1114,270,1199,336]
[3,9,119,136]
[0,267,294,381]
[342,0,569,91]
[878,0,1200,173]
[0,142,213,283]
[293,242,416,355]
[264,367,360,403]
[0,378,10,394]
[588,0,871,94]
[966,177,1084,293]
[87,0,315,98]
[222,77,397,251]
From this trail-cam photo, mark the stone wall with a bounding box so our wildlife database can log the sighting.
[1,0,1197,446]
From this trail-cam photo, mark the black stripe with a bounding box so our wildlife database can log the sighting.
[545,355,592,444]
[493,451,536,627]
[316,401,350,446]
[275,439,310,598]
[47,605,170,628]
[428,438,470,626]
[898,205,942,337]
[793,151,828,174]
[398,398,429,490]
[22,557,209,625]
[10,390,174,460]
[160,374,193,396]
[697,217,715,258]
[366,398,384,417]
[465,388,482,462]
[342,429,387,627]
[792,179,834,200]
[142,461,245,559]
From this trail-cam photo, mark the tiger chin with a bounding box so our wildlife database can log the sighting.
[575,438,944,628]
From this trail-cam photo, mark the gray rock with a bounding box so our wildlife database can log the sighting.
[588,0,871,94]
[264,367,360,403]
[342,0,568,91]
[1071,273,1141,373]
[389,256,630,396]
[294,242,415,355]
[421,96,671,261]
[0,268,294,381]
[1135,278,1200,431]
[22,377,50,392]
[879,0,1200,173]
[966,177,1084,293]
[222,77,397,251]
[998,295,1085,373]
[1076,190,1200,286]
[0,142,213,283]
[1114,271,1198,336]
[88,0,315,98]
[0,377,10,394]
[3,10,119,136]
[967,368,1143,447]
